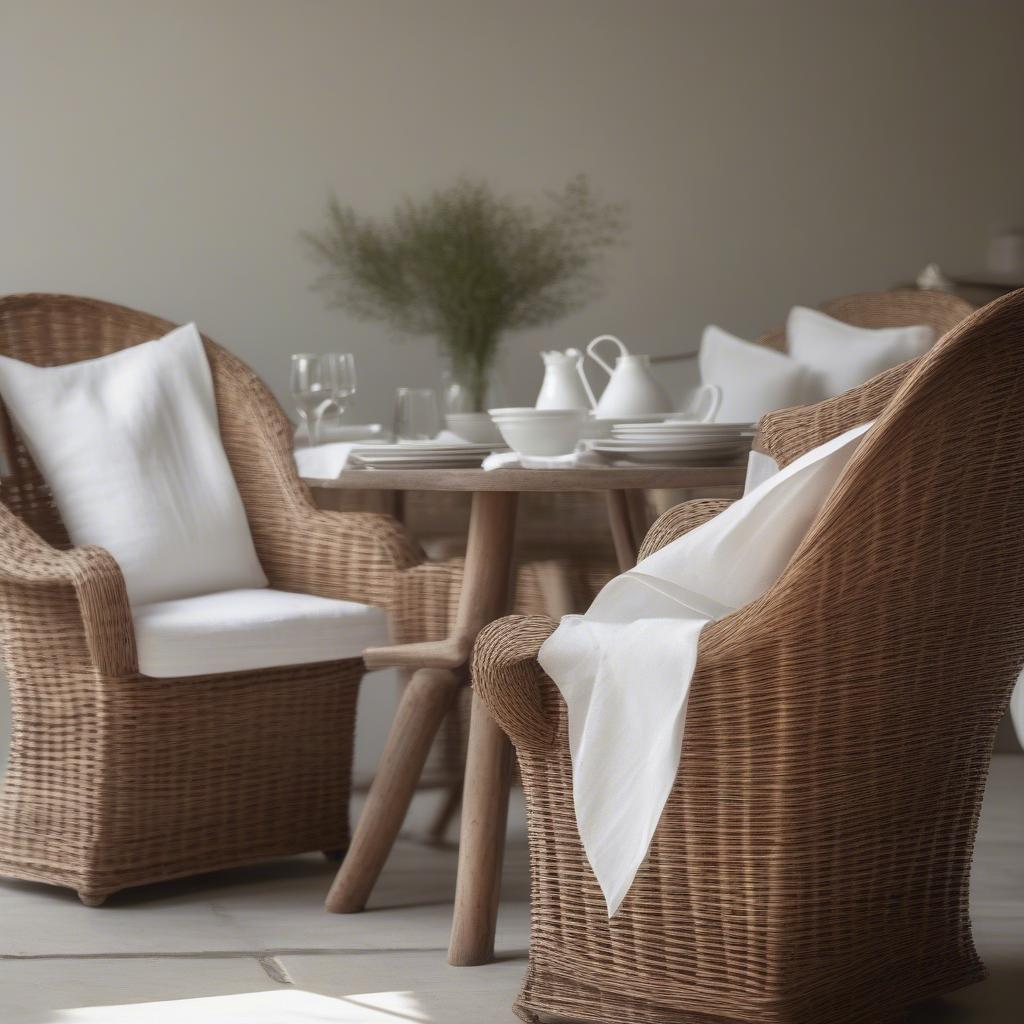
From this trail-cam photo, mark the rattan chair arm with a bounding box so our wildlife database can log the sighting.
[0,501,136,676]
[258,504,422,609]
[638,498,736,560]
[212,356,423,608]
[472,614,559,751]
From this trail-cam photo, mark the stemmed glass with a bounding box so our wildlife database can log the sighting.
[323,352,357,421]
[290,354,331,447]
[291,353,358,446]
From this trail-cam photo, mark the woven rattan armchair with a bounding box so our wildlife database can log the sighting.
[472,290,1024,1023]
[0,293,435,906]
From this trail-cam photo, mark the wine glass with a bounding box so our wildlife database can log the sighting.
[290,354,332,446]
[323,352,357,423]
[393,387,440,441]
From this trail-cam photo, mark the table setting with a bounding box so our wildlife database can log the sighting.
[291,335,751,478]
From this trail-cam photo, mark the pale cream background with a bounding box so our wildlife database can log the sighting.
[1,0,1023,766]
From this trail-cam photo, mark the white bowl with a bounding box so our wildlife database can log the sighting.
[488,408,587,457]
[444,412,504,445]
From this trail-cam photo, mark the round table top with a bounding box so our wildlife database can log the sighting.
[303,463,746,493]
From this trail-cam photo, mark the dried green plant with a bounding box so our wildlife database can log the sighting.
[302,176,624,409]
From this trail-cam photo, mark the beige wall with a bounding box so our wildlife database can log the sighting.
[3,0,1023,417]
[1,0,1023,765]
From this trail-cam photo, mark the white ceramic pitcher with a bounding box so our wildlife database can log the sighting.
[535,348,593,410]
[578,335,673,417]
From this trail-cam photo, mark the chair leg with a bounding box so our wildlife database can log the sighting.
[325,667,462,913]
[78,889,111,907]
[427,779,464,843]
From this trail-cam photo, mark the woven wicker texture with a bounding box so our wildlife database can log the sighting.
[473,289,1024,1024]
[756,287,974,351]
[0,293,426,905]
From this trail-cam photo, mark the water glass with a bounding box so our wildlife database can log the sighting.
[394,387,440,441]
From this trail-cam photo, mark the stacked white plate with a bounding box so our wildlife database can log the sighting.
[349,440,500,469]
[589,421,754,465]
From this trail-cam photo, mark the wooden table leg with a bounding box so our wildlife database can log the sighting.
[447,490,519,967]
[535,560,576,618]
[325,667,461,912]
[448,690,515,966]
[606,488,639,571]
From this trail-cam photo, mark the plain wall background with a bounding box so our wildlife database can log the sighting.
[3,0,1024,416]
[2,0,1023,769]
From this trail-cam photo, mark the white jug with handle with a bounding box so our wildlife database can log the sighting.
[535,348,592,410]
[578,335,673,417]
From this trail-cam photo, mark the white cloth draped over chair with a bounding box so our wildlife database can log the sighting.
[538,421,874,915]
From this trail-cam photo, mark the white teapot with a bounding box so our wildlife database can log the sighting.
[535,348,593,411]
[578,335,673,417]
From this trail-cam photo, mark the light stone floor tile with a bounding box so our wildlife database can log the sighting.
[0,761,1018,1023]
[0,957,275,1022]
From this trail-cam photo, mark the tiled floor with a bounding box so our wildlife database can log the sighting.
[0,761,1020,1023]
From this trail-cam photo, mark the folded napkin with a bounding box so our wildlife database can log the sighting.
[482,447,604,471]
[538,420,873,916]
[293,442,359,479]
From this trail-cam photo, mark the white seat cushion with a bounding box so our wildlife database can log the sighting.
[699,325,809,422]
[133,588,389,678]
[0,323,267,606]
[787,306,935,401]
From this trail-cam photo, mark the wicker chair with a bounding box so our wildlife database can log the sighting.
[756,287,974,351]
[0,293,438,906]
[472,289,1024,1023]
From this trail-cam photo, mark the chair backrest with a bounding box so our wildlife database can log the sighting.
[756,287,974,352]
[684,288,1024,986]
[0,293,280,549]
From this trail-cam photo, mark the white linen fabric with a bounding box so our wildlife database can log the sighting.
[0,323,267,606]
[699,325,808,422]
[1011,673,1024,749]
[294,441,361,479]
[481,447,603,471]
[538,420,873,916]
[133,587,389,678]
[787,306,934,402]
[742,449,780,494]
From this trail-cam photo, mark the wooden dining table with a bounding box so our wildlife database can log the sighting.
[306,462,745,966]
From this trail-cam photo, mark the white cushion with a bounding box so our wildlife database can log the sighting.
[0,323,267,605]
[133,588,389,678]
[787,306,934,402]
[698,325,808,422]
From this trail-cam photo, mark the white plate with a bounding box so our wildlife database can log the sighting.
[606,430,753,442]
[612,424,753,435]
[352,456,487,469]
[592,453,743,466]
[595,440,747,452]
[352,442,495,455]
[662,418,755,429]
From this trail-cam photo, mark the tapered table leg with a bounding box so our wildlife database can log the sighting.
[606,488,639,570]
[448,690,515,965]
[326,667,461,913]
[447,490,519,966]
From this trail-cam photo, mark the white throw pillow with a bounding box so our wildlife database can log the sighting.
[699,325,808,422]
[787,306,934,401]
[0,323,268,605]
